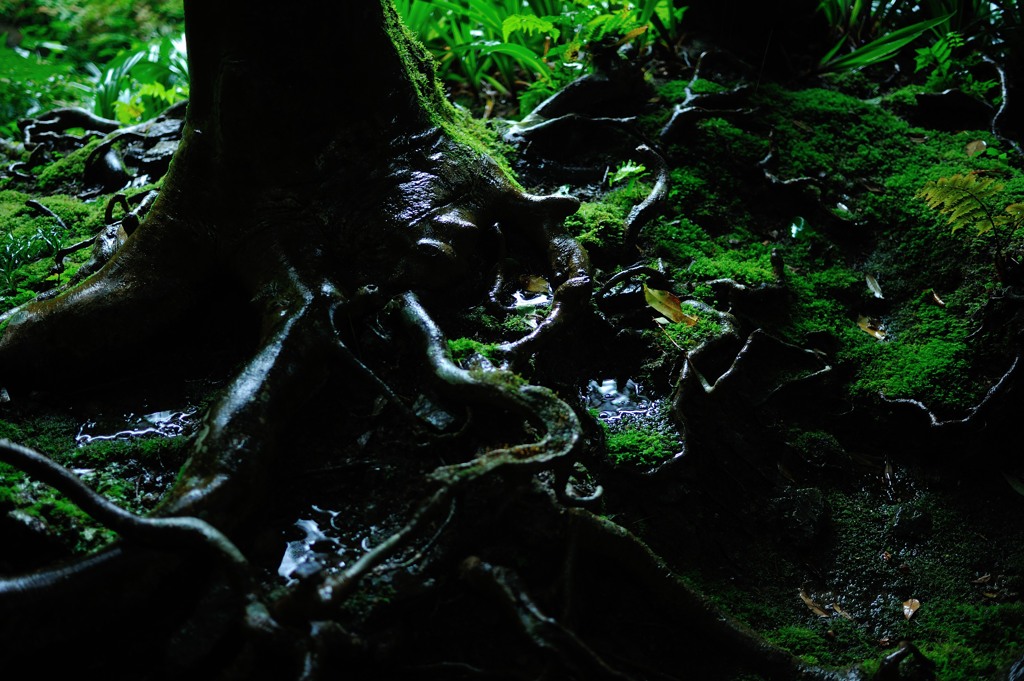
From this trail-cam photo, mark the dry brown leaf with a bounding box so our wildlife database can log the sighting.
[928,289,945,307]
[903,598,921,619]
[644,283,698,326]
[857,315,886,339]
[799,589,829,617]
[866,274,884,299]
[972,574,992,584]
[833,603,854,620]
[966,139,987,157]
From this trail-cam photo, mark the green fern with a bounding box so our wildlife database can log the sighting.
[918,174,1024,284]
[917,173,1006,235]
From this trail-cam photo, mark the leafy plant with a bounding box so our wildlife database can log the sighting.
[608,159,648,192]
[0,43,78,138]
[398,0,674,114]
[819,13,951,73]
[74,33,188,124]
[0,228,54,294]
[918,172,1024,279]
[914,31,998,101]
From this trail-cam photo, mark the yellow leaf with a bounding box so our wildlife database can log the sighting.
[520,274,550,293]
[903,598,920,619]
[965,139,987,157]
[643,283,697,326]
[615,25,648,45]
[857,315,886,339]
[799,589,829,617]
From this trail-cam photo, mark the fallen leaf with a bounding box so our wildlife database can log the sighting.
[520,274,550,293]
[866,274,884,299]
[799,589,829,617]
[614,24,648,46]
[972,574,992,584]
[833,603,854,620]
[903,598,920,619]
[966,139,987,157]
[857,315,886,339]
[928,289,945,307]
[643,283,698,326]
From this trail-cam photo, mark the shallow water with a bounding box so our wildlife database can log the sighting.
[75,407,199,445]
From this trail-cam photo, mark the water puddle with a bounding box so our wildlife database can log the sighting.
[75,407,199,446]
[513,289,551,308]
[277,505,389,584]
[278,509,348,583]
[586,378,654,420]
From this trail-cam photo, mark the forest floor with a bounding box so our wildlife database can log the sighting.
[2,34,1024,681]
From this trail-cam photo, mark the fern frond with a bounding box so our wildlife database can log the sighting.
[917,173,1004,234]
[1006,203,1024,220]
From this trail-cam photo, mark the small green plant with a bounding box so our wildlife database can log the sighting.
[608,159,648,193]
[918,172,1024,280]
[74,33,188,124]
[397,0,674,114]
[819,14,950,73]
[0,227,56,294]
[914,31,997,101]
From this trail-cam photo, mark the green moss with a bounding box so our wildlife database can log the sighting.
[762,626,830,666]
[448,337,499,363]
[655,78,728,106]
[756,86,914,181]
[383,0,522,185]
[687,245,775,285]
[646,215,714,265]
[604,422,678,467]
[846,294,975,410]
[696,117,770,167]
[35,139,104,192]
[564,201,626,250]
[915,602,1024,680]
[501,310,543,334]
[0,408,191,555]
[656,311,723,352]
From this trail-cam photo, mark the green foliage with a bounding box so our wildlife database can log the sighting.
[447,336,499,362]
[75,32,188,124]
[918,173,1021,238]
[603,421,678,467]
[608,159,648,192]
[849,293,975,408]
[0,226,59,293]
[819,14,951,73]
[762,626,830,666]
[0,44,78,137]
[657,311,722,351]
[914,31,998,101]
[35,137,103,191]
[10,0,184,64]
[564,200,626,250]
[395,0,680,113]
